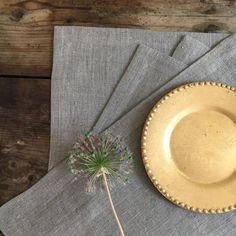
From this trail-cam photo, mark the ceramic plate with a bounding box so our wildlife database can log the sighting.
[141,82,236,213]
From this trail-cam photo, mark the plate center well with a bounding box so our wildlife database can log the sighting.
[170,109,236,184]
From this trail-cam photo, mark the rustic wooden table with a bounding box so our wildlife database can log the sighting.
[0,0,235,234]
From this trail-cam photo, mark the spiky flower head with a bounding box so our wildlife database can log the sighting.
[66,131,133,191]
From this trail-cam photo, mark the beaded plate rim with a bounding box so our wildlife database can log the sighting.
[141,81,236,214]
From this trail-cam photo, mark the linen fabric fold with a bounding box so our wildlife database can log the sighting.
[0,27,235,236]
[93,37,210,132]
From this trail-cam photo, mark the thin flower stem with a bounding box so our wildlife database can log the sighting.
[102,173,125,236]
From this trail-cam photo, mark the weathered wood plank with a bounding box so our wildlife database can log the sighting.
[0,77,50,207]
[0,0,236,77]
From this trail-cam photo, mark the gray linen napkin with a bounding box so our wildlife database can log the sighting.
[0,30,235,235]
[49,26,227,169]
[93,36,210,132]
[0,32,198,236]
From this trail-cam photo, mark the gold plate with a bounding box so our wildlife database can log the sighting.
[141,82,236,213]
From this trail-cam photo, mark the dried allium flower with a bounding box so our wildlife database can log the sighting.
[66,131,133,236]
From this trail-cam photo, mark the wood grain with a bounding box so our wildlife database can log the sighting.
[0,77,50,207]
[0,0,236,77]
